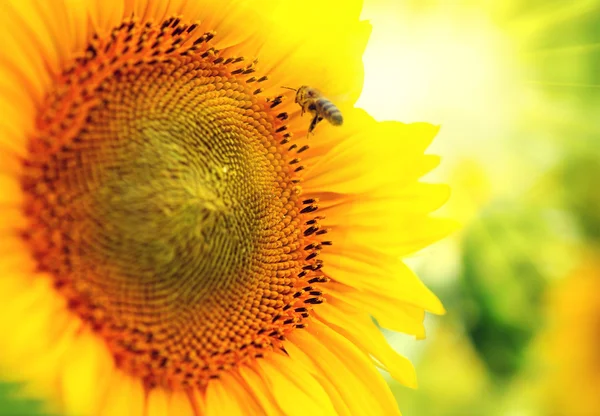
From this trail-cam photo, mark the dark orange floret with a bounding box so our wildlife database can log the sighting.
[20,16,329,390]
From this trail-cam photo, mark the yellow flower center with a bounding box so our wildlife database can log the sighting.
[21,17,328,389]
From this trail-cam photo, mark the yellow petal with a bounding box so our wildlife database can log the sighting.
[97,371,145,416]
[0,77,35,155]
[198,1,270,51]
[146,388,169,416]
[147,388,196,416]
[322,213,458,262]
[257,0,369,106]
[316,298,418,388]
[0,151,22,176]
[88,0,125,36]
[1,1,61,79]
[238,365,284,416]
[283,342,353,416]
[0,174,24,206]
[0,277,70,361]
[310,374,353,416]
[281,341,319,374]
[61,0,91,56]
[256,353,338,416]
[61,330,115,415]
[28,0,78,63]
[205,370,265,416]
[316,182,450,215]
[328,282,427,338]
[321,250,445,314]
[303,108,441,194]
[186,389,206,416]
[0,208,27,232]
[0,237,36,273]
[0,281,79,410]
[288,321,401,416]
[167,390,197,416]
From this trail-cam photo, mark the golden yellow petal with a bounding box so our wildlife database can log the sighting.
[319,181,450,215]
[60,330,115,415]
[238,366,284,416]
[146,388,169,416]
[256,353,338,416]
[321,251,445,314]
[0,208,27,232]
[282,342,353,416]
[328,283,427,338]
[167,391,197,416]
[1,1,61,76]
[88,0,125,36]
[186,389,206,416]
[316,298,418,388]
[323,214,457,262]
[0,82,34,156]
[0,276,79,409]
[97,371,145,416]
[28,0,77,62]
[0,174,23,207]
[281,341,319,374]
[0,238,36,273]
[205,371,265,416]
[197,1,268,51]
[0,277,68,360]
[257,0,368,105]
[61,0,92,55]
[310,374,354,416]
[288,321,401,416]
[148,388,198,416]
[303,108,441,195]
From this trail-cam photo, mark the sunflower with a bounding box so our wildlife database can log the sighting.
[535,255,600,416]
[0,0,453,414]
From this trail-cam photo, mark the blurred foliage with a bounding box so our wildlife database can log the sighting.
[390,326,495,416]
[0,382,48,416]
[553,149,600,244]
[459,204,548,382]
[372,0,600,414]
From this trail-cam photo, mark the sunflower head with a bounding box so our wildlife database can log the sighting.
[0,1,454,414]
[535,256,600,416]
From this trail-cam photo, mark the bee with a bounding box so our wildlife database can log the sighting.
[283,86,343,134]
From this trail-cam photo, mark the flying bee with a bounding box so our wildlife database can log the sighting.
[282,86,343,135]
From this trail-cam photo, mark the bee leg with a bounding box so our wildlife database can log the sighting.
[308,115,323,135]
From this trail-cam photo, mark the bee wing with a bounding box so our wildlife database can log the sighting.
[326,91,352,107]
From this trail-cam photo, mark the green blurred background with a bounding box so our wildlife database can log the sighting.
[357,0,600,415]
[2,0,599,414]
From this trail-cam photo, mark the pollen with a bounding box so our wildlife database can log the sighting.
[20,17,328,390]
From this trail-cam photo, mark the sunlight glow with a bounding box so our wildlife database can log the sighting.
[356,2,534,210]
[357,3,521,133]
